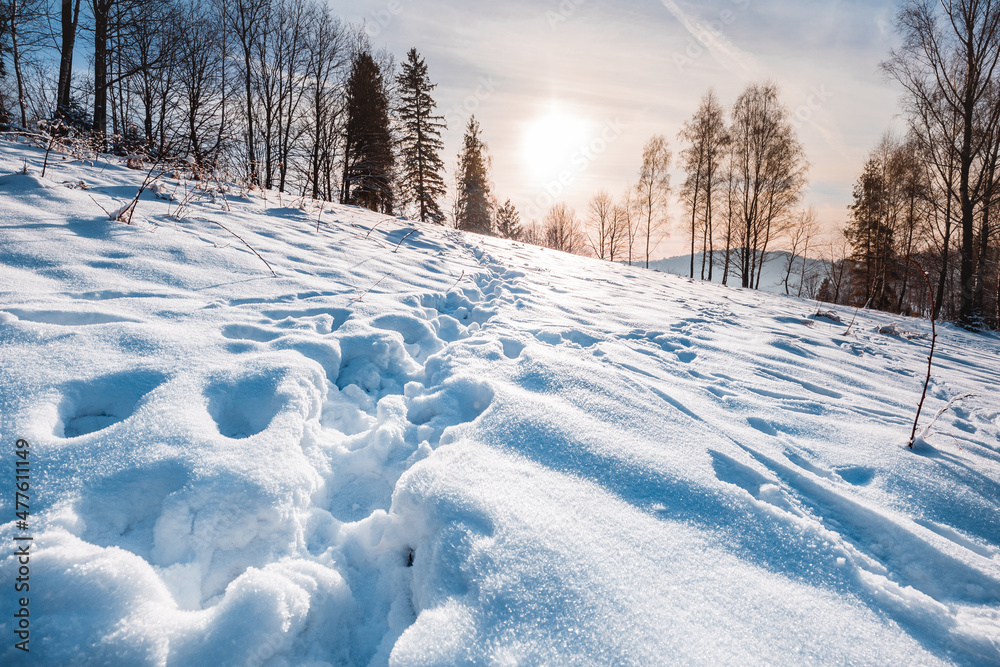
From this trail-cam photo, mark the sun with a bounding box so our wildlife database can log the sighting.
[521,105,592,181]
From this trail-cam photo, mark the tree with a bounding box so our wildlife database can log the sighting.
[56,0,82,120]
[636,135,672,269]
[728,82,808,289]
[396,47,447,223]
[543,203,583,254]
[303,3,346,201]
[0,4,9,80]
[91,0,113,135]
[620,185,641,266]
[884,0,1000,326]
[678,90,728,280]
[226,0,269,184]
[342,49,395,214]
[844,134,938,313]
[126,0,177,150]
[782,207,819,297]
[3,0,46,128]
[176,0,225,168]
[495,198,523,240]
[455,115,493,234]
[522,219,544,246]
[587,190,624,260]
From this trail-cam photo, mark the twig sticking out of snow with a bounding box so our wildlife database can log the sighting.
[909,259,939,450]
[352,270,395,302]
[88,194,113,218]
[365,218,391,239]
[196,217,276,277]
[393,229,417,253]
[446,270,466,293]
[918,393,978,443]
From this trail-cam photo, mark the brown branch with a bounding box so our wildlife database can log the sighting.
[197,217,276,277]
[908,258,938,449]
[393,229,417,253]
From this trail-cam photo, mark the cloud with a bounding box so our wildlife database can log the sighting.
[658,0,761,81]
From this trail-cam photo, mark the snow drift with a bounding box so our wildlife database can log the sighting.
[1,139,999,666]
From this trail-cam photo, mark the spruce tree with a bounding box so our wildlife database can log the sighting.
[396,48,446,224]
[455,115,493,235]
[342,51,394,214]
[495,199,523,240]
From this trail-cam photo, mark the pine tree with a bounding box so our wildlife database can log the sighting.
[395,48,446,224]
[495,199,523,240]
[342,50,394,214]
[455,115,493,234]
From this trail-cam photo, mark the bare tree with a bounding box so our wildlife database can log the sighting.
[587,190,623,260]
[636,134,672,268]
[728,82,808,289]
[783,207,818,296]
[884,0,1000,326]
[176,0,225,168]
[226,0,268,185]
[544,203,583,254]
[522,220,545,247]
[303,3,346,201]
[2,0,46,128]
[620,184,640,266]
[55,0,82,120]
[678,89,728,280]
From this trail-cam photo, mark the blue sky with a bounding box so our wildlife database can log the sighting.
[328,0,906,254]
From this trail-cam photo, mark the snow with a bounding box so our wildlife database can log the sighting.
[1,138,999,665]
[648,251,829,295]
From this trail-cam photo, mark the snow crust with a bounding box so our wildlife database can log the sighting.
[1,140,999,665]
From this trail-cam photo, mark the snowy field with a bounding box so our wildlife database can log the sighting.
[1,139,999,666]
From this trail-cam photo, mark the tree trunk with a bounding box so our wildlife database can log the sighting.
[93,0,110,137]
[57,0,82,118]
[10,1,27,128]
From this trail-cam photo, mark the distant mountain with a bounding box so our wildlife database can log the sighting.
[642,251,829,296]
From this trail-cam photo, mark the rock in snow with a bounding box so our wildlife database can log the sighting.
[1,140,999,666]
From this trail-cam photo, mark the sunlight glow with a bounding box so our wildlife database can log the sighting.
[521,105,593,180]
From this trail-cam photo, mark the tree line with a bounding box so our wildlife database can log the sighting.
[821,0,1000,330]
[520,82,811,296]
[0,0,501,228]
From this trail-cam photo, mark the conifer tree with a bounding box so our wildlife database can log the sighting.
[396,48,446,223]
[495,199,523,240]
[455,115,493,234]
[342,50,394,214]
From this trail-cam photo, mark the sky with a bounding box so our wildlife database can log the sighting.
[327,0,907,257]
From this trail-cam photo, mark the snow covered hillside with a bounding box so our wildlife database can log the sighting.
[1,139,999,666]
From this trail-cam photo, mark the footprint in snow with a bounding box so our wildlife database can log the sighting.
[56,370,167,438]
[499,338,525,359]
[205,369,287,439]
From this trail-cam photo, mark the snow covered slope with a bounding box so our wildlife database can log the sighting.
[1,139,999,666]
